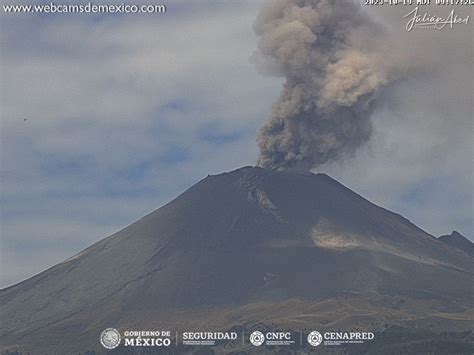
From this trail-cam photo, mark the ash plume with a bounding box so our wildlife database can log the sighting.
[254,0,401,171]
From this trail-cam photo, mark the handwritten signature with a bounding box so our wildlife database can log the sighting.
[404,6,470,32]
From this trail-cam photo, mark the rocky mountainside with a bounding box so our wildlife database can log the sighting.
[439,231,474,258]
[1,166,473,354]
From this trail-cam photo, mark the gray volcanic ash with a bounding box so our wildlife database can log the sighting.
[254,0,407,171]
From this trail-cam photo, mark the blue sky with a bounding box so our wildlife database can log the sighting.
[1,0,472,288]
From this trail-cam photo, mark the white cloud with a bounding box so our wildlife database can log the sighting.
[1,0,280,287]
[1,0,472,288]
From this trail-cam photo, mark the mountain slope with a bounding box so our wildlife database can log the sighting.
[439,231,474,258]
[1,166,473,354]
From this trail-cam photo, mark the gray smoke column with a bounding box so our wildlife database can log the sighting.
[254,0,400,171]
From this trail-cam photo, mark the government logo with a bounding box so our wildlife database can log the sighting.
[307,331,323,347]
[100,328,121,349]
[249,331,265,346]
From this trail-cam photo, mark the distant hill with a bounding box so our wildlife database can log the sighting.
[439,231,474,258]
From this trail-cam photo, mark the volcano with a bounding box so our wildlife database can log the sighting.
[1,166,473,354]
